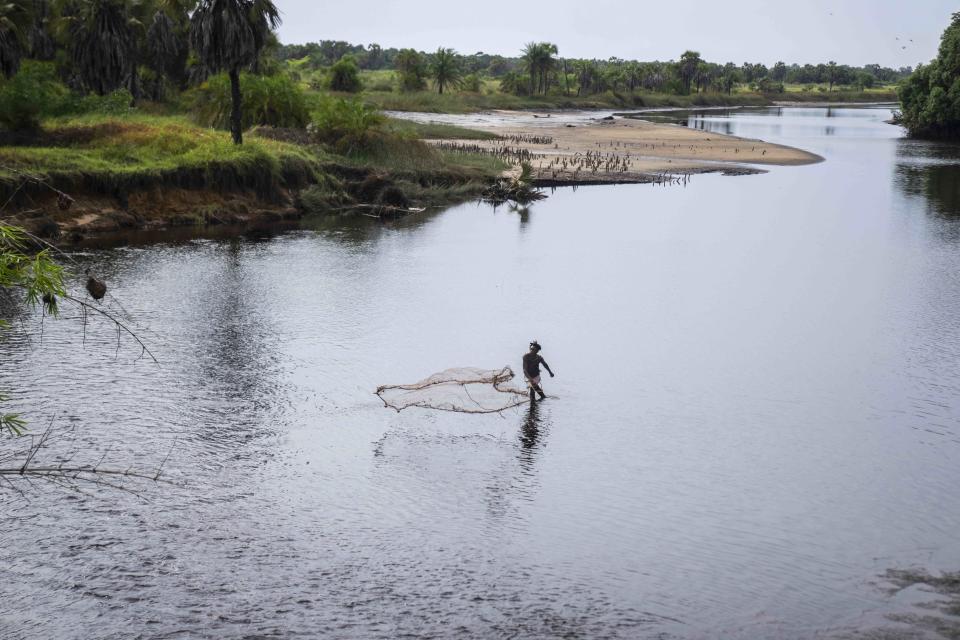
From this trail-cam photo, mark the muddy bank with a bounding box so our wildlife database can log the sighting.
[4,186,303,244]
[1,163,489,243]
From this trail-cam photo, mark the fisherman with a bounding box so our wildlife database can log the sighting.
[523,341,554,401]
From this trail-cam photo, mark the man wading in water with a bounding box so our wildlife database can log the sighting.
[523,341,555,401]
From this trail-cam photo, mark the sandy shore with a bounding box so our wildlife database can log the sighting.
[422,110,823,184]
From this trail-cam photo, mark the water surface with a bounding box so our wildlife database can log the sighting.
[2,107,960,639]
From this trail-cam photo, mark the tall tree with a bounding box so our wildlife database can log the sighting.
[677,50,702,95]
[190,0,280,144]
[899,12,960,139]
[0,0,32,78]
[56,0,139,95]
[394,47,426,91]
[827,60,838,91]
[145,8,186,99]
[521,42,557,95]
[28,0,57,60]
[429,47,461,94]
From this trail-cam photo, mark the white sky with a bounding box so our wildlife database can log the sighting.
[275,0,953,68]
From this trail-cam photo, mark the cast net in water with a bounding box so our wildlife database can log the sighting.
[376,366,530,414]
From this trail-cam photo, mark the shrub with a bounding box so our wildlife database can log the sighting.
[328,56,362,93]
[499,71,529,96]
[461,74,482,93]
[62,89,135,116]
[395,49,427,92]
[311,96,384,154]
[191,73,310,130]
[0,61,68,132]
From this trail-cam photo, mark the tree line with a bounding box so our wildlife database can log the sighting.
[899,12,960,140]
[276,39,912,96]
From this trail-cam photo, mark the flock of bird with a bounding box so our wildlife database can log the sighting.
[432,135,712,186]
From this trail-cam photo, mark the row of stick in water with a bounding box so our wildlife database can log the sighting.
[598,140,768,155]
[433,141,540,164]
[499,134,554,145]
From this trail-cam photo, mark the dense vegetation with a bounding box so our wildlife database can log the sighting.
[0,0,509,217]
[899,12,960,139]
[277,39,909,102]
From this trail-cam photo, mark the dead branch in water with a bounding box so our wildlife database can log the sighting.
[0,421,175,498]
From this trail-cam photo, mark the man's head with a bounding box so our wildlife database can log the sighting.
[529,341,541,353]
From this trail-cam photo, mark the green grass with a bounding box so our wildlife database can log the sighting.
[0,113,324,201]
[384,117,499,140]
[0,110,506,214]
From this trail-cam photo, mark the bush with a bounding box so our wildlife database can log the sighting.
[0,61,68,132]
[62,89,135,116]
[328,56,362,93]
[461,74,482,93]
[311,96,384,154]
[191,73,310,130]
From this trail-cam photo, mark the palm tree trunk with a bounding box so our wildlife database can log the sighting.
[229,67,243,145]
[129,65,140,106]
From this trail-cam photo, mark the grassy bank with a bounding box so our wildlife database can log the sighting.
[0,111,507,238]
[0,114,322,201]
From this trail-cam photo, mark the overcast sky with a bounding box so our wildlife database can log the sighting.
[275,0,953,68]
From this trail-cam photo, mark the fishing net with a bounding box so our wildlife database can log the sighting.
[376,366,530,414]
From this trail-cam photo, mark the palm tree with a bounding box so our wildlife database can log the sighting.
[190,0,280,144]
[145,0,192,96]
[56,0,138,95]
[429,47,461,94]
[678,50,702,95]
[145,10,181,98]
[0,0,34,78]
[521,42,557,95]
[28,0,56,60]
[521,42,540,94]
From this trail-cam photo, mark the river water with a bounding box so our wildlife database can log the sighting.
[2,107,960,639]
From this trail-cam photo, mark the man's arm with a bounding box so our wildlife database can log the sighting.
[540,356,554,377]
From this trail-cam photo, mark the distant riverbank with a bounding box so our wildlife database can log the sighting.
[357,87,898,115]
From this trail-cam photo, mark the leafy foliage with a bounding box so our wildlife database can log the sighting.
[327,54,361,92]
[0,224,65,313]
[521,42,557,95]
[899,13,960,139]
[395,48,426,92]
[0,0,32,78]
[190,0,280,143]
[145,9,187,99]
[429,47,461,95]
[190,71,308,130]
[0,60,68,131]
[189,0,278,75]
[59,0,138,95]
[310,96,384,154]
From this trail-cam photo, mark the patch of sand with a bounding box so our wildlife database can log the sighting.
[429,111,822,184]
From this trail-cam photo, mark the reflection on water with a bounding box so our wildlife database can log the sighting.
[3,106,960,639]
[895,139,960,218]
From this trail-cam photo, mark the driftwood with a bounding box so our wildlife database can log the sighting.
[334,204,427,220]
